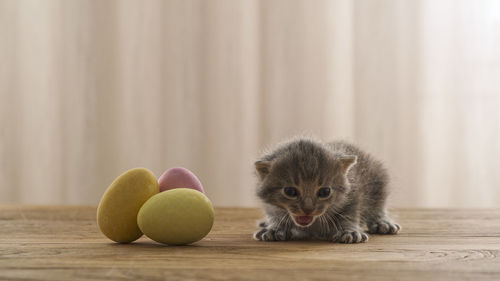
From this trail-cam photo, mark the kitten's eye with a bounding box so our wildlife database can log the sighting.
[317,187,331,198]
[283,187,298,198]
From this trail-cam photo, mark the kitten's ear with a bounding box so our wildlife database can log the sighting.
[338,155,357,174]
[255,160,272,180]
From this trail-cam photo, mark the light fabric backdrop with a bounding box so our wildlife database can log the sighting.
[1,0,500,207]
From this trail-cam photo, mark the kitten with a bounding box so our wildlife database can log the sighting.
[253,137,400,243]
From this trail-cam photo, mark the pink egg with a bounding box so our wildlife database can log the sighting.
[158,167,204,193]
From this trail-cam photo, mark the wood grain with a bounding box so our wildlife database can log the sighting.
[1,206,499,281]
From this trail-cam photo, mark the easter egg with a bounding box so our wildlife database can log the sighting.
[158,167,204,193]
[97,168,158,243]
[137,188,214,245]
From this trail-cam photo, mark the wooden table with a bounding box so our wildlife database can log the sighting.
[1,206,499,281]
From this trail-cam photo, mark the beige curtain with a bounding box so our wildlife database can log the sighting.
[1,0,499,207]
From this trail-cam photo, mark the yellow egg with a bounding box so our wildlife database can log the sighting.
[97,168,158,243]
[137,188,215,245]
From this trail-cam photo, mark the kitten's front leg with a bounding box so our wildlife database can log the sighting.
[254,227,289,241]
[335,228,369,243]
[367,216,401,234]
[326,210,369,244]
[253,217,291,242]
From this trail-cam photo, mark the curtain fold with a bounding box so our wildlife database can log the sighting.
[1,0,499,207]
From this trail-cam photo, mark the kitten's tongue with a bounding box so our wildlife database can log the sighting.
[295,216,313,226]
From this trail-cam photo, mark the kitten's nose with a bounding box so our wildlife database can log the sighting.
[302,207,314,215]
[301,197,314,215]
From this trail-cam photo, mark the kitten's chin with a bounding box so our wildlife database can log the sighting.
[293,215,315,227]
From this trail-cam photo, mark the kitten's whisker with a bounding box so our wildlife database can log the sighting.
[318,216,324,236]
[326,211,343,233]
[274,213,285,228]
[320,215,331,237]
[285,215,291,228]
[279,213,288,228]
[330,207,351,223]
[322,212,334,233]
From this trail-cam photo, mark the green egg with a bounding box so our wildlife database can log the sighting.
[97,168,158,243]
[138,188,215,245]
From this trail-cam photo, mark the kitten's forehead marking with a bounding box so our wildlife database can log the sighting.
[293,173,300,186]
[295,181,324,197]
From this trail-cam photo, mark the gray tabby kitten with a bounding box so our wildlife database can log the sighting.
[254,137,400,243]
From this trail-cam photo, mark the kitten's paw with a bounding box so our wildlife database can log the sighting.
[368,220,401,234]
[336,230,369,243]
[253,228,267,241]
[254,228,288,242]
[257,219,268,228]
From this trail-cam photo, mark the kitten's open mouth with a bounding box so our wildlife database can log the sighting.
[294,215,314,227]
